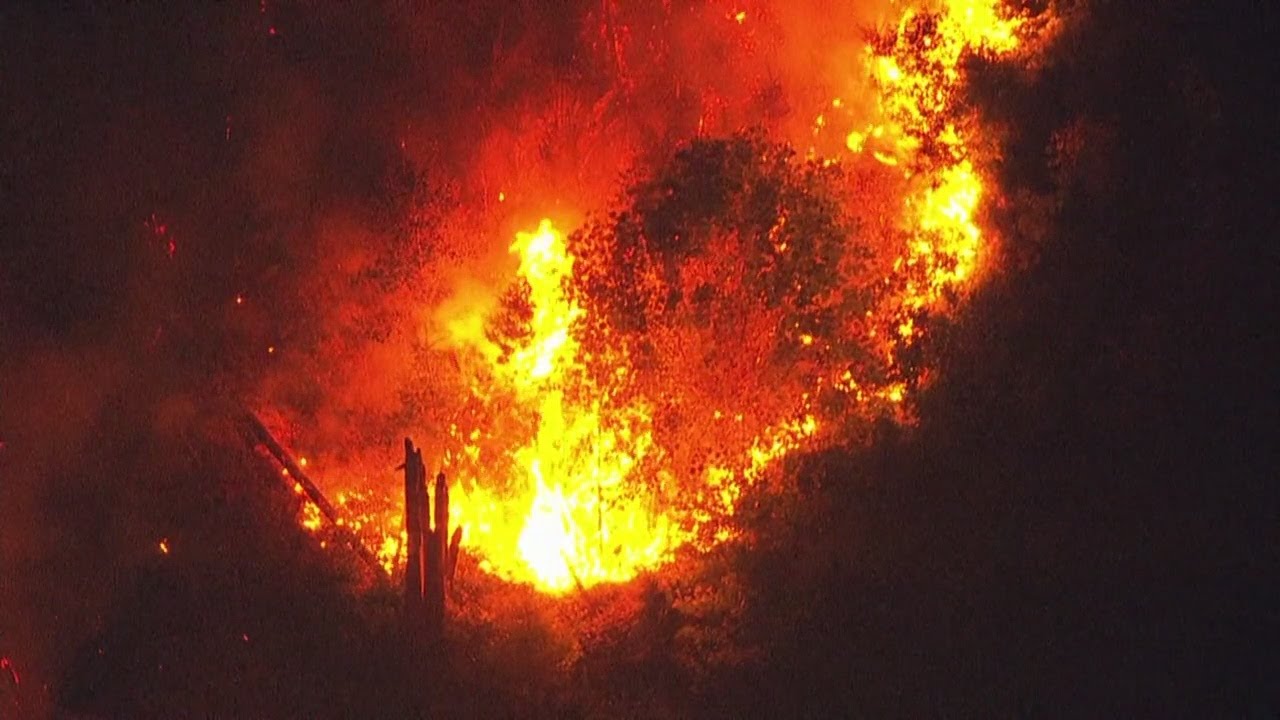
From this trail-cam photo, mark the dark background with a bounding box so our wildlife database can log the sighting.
[2,0,1277,716]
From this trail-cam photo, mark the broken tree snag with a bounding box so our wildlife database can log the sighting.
[447,526,463,580]
[424,471,448,642]
[433,472,449,550]
[401,439,460,645]
[403,439,426,613]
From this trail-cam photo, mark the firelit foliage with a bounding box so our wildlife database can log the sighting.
[575,131,867,343]
[571,132,874,393]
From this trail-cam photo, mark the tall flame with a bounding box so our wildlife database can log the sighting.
[446,220,676,593]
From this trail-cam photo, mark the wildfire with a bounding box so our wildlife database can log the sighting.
[265,0,1047,595]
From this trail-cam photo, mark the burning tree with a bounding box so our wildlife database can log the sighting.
[570,132,891,530]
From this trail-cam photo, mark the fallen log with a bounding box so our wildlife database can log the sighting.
[240,408,382,571]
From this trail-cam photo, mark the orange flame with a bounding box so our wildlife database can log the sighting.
[443,220,677,592]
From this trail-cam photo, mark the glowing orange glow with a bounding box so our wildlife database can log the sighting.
[301,500,323,532]
[1,656,18,687]
[158,538,170,555]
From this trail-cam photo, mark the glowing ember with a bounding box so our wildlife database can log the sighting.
[300,500,323,532]
[0,657,18,695]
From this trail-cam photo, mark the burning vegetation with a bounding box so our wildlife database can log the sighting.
[251,0,1052,594]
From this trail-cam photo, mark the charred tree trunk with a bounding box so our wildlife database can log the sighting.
[424,471,448,642]
[403,439,426,619]
[402,439,462,646]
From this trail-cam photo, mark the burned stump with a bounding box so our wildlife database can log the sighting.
[402,438,460,644]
